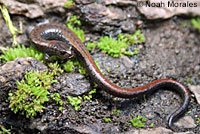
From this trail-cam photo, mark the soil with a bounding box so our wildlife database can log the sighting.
[0,2,200,134]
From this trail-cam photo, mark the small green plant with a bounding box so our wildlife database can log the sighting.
[50,93,63,105]
[64,0,75,8]
[187,110,192,114]
[196,118,200,125]
[48,62,64,75]
[74,60,87,75]
[67,15,81,26]
[0,5,22,46]
[59,107,64,111]
[186,78,192,83]
[83,89,96,100]
[66,16,85,42]
[0,45,44,63]
[86,42,96,51]
[0,125,11,134]
[67,89,96,110]
[113,109,120,114]
[62,59,74,72]
[67,96,82,111]
[104,117,111,123]
[8,70,57,118]
[191,18,200,33]
[150,123,154,127]
[130,116,147,128]
[118,30,145,45]
[96,36,130,57]
[87,30,145,58]
[62,58,88,75]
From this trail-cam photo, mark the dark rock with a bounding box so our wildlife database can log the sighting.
[58,73,91,96]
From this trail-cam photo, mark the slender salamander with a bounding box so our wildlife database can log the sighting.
[30,23,190,130]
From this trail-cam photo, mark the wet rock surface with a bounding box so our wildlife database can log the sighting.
[56,73,91,96]
[0,0,200,134]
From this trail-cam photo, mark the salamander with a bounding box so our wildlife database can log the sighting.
[30,23,190,130]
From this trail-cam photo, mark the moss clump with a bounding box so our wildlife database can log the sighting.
[66,15,85,42]
[104,117,111,123]
[130,116,147,128]
[48,62,64,75]
[86,42,96,51]
[87,30,145,57]
[67,89,96,111]
[191,18,200,32]
[83,89,96,100]
[64,0,75,8]
[113,109,120,114]
[8,70,57,118]
[118,30,146,45]
[50,93,63,105]
[67,96,82,111]
[0,125,11,134]
[0,45,44,63]
[62,58,87,75]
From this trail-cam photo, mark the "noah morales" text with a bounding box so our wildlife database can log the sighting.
[145,1,198,7]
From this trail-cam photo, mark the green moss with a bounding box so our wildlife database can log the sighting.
[67,89,96,110]
[130,116,147,128]
[74,60,87,75]
[66,16,85,42]
[187,110,192,114]
[67,96,82,111]
[0,45,44,63]
[62,60,74,72]
[196,118,200,124]
[150,123,154,127]
[48,62,64,76]
[59,107,64,111]
[64,0,75,8]
[83,89,96,100]
[191,18,200,33]
[87,30,145,57]
[118,30,145,45]
[113,109,120,114]
[50,93,63,106]
[0,125,11,134]
[97,36,128,57]
[62,58,88,75]
[0,5,22,47]
[8,70,57,118]
[104,117,111,123]
[67,25,85,42]
[187,78,192,83]
[86,42,96,51]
